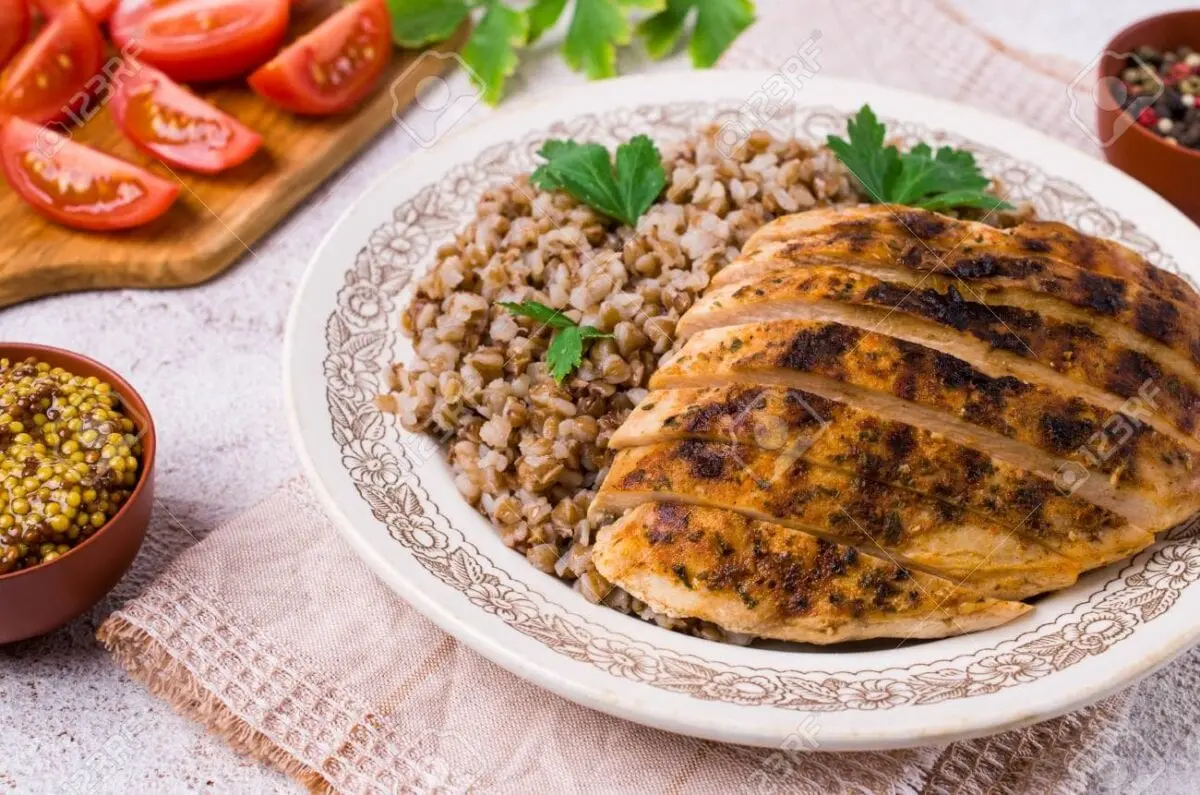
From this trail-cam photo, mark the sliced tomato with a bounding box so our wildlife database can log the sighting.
[110,0,290,83]
[0,116,180,231]
[111,60,262,174]
[35,0,118,23]
[249,0,391,116]
[0,1,103,125]
[0,3,31,70]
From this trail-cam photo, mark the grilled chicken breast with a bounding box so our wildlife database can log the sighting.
[651,320,1200,528]
[678,265,1200,450]
[592,206,1199,643]
[710,253,1200,394]
[728,204,1200,314]
[593,440,1081,599]
[714,206,1200,375]
[610,385,1151,568]
[593,503,1031,644]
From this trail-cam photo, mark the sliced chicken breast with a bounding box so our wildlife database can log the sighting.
[592,440,1082,599]
[678,265,1200,450]
[1014,218,1200,309]
[708,256,1200,394]
[594,503,1031,644]
[611,384,1151,567]
[734,205,1200,315]
[649,320,1200,529]
[714,208,1200,373]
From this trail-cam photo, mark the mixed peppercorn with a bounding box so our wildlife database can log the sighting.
[0,358,143,575]
[1120,45,1200,149]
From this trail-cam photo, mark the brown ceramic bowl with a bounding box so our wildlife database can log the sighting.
[1097,10,1200,223]
[0,344,156,644]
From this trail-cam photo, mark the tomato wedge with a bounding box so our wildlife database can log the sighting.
[0,3,31,70]
[0,1,103,125]
[111,61,262,174]
[0,117,180,231]
[249,0,391,116]
[110,0,290,83]
[35,0,118,23]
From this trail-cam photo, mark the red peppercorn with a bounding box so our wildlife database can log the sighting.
[1138,107,1159,126]
[1167,62,1192,83]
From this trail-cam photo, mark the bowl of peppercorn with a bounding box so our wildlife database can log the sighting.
[0,344,156,644]
[1097,10,1200,223]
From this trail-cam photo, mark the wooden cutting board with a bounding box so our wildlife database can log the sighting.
[0,7,470,309]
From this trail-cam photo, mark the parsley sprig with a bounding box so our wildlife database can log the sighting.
[530,134,666,226]
[827,105,1012,212]
[387,0,756,105]
[500,300,613,382]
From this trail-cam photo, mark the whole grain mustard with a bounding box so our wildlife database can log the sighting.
[0,358,142,574]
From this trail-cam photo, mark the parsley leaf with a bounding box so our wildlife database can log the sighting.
[638,0,755,67]
[526,0,569,43]
[387,0,471,47]
[637,1,690,60]
[498,300,576,328]
[824,105,898,203]
[530,134,666,226]
[501,301,613,382]
[827,104,1013,212]
[388,0,754,105]
[461,2,529,104]
[563,0,665,80]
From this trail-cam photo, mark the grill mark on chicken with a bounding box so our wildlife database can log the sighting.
[862,281,1040,338]
[593,503,1030,643]
[1134,294,1181,343]
[676,438,730,479]
[651,320,1200,527]
[779,324,863,371]
[1077,271,1128,315]
[897,210,949,240]
[649,502,690,543]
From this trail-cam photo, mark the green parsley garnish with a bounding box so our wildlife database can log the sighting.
[827,104,1013,212]
[387,0,756,105]
[460,4,530,105]
[530,134,667,226]
[638,0,756,67]
[499,300,613,383]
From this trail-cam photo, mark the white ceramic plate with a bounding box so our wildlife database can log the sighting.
[285,71,1200,751]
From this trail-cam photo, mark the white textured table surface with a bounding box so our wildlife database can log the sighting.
[1,2,1193,792]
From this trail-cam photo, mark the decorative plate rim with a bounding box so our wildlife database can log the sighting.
[285,71,1200,750]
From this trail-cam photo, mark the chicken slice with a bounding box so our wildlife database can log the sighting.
[1016,218,1199,309]
[734,204,1200,315]
[593,503,1031,644]
[709,256,1200,394]
[678,265,1200,451]
[592,440,1082,599]
[650,320,1200,529]
[611,385,1151,568]
[713,208,1200,374]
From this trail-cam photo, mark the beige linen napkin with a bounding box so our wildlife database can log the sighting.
[100,2,1137,792]
[100,478,1128,794]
